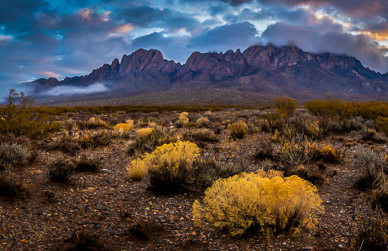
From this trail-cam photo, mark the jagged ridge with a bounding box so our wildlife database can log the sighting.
[28,44,388,100]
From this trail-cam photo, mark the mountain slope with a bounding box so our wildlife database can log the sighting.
[27,44,388,104]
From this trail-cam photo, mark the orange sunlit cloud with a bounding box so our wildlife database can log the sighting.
[41,71,60,78]
[360,31,388,41]
[115,23,134,33]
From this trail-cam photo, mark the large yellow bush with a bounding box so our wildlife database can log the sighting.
[192,172,322,236]
[146,140,199,171]
[127,141,200,186]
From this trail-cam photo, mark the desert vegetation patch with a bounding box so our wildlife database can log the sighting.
[0,92,387,250]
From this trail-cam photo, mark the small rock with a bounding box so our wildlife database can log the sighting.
[100,169,110,173]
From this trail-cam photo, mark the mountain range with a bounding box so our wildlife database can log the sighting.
[27,44,388,105]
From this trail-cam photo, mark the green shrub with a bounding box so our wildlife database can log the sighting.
[274,97,297,115]
[305,100,388,120]
[192,171,322,236]
[376,116,388,136]
[0,89,60,139]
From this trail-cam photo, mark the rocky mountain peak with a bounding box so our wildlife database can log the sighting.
[27,45,388,99]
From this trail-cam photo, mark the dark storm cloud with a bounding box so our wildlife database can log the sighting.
[222,6,312,25]
[262,21,388,73]
[128,22,260,62]
[180,0,254,6]
[189,22,259,51]
[221,0,255,5]
[129,32,191,62]
[114,5,201,33]
[0,0,49,33]
[0,6,131,96]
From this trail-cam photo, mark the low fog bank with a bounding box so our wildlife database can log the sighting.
[41,83,109,97]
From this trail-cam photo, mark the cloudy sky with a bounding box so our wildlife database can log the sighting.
[1,0,388,96]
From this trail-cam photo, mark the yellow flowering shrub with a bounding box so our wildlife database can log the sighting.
[179,115,189,124]
[128,141,200,192]
[136,128,153,141]
[180,112,189,117]
[177,111,190,125]
[228,120,248,139]
[192,172,322,236]
[146,140,199,172]
[113,123,132,132]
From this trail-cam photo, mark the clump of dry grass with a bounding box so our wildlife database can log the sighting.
[228,120,248,139]
[196,117,210,128]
